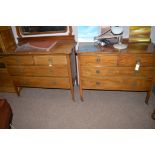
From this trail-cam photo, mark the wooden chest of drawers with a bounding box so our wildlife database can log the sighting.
[0,27,16,53]
[77,42,155,103]
[3,43,77,100]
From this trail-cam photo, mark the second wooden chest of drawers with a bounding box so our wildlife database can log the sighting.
[77,42,155,103]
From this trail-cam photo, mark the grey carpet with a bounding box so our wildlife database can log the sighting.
[0,86,155,129]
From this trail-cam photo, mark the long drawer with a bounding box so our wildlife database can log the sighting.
[81,66,155,78]
[33,55,67,65]
[12,76,70,89]
[5,56,34,66]
[79,55,117,66]
[118,54,155,67]
[81,77,153,91]
[0,69,14,86]
[7,66,68,77]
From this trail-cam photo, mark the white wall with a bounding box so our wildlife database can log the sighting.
[151,26,155,43]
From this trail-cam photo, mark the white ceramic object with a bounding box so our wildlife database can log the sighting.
[111,26,123,35]
[111,26,127,50]
[113,43,127,50]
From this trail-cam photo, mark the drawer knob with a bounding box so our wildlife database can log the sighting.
[16,57,20,63]
[96,70,100,74]
[0,62,6,68]
[51,81,57,85]
[48,59,53,67]
[132,82,137,87]
[96,81,100,85]
[96,58,101,63]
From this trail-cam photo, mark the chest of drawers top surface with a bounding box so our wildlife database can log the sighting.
[77,42,155,54]
[1,42,75,55]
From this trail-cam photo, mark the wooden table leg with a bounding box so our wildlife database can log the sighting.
[70,87,75,102]
[151,109,155,120]
[145,91,151,104]
[79,87,84,101]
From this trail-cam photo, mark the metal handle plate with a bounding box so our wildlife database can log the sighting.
[48,58,53,67]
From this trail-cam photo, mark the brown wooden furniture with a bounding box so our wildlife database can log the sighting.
[0,99,13,129]
[77,42,155,103]
[0,27,16,92]
[4,42,77,100]
[0,26,16,53]
[0,26,77,100]
[151,77,155,120]
[0,56,16,92]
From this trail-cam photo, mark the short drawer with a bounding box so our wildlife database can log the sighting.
[81,67,155,78]
[12,76,70,89]
[81,77,153,91]
[118,54,155,67]
[5,56,34,66]
[79,55,117,66]
[34,55,67,65]
[7,66,68,77]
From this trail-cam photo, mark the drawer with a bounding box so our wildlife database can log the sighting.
[0,74,13,86]
[7,66,68,77]
[81,67,155,78]
[34,55,67,65]
[5,56,34,66]
[12,76,70,89]
[81,77,153,91]
[0,86,15,93]
[79,55,117,66]
[118,54,155,67]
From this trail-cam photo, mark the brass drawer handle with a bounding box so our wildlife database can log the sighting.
[16,57,20,63]
[48,58,53,67]
[96,70,100,74]
[132,82,137,87]
[0,62,6,68]
[96,57,101,63]
[96,81,100,85]
[51,81,57,85]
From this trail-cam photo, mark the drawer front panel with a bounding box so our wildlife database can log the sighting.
[118,54,155,67]
[81,67,155,78]
[34,55,67,65]
[0,86,15,92]
[82,77,152,91]
[5,56,34,66]
[79,55,117,66]
[12,76,70,89]
[7,66,68,77]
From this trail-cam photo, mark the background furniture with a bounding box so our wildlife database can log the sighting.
[0,56,16,92]
[77,42,155,103]
[0,99,13,129]
[0,26,77,100]
[0,26,16,53]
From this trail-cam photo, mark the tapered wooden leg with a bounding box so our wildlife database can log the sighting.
[79,87,84,101]
[151,109,155,120]
[15,86,20,96]
[70,87,75,102]
[145,91,151,104]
